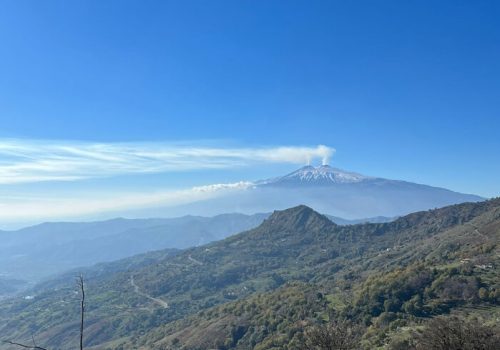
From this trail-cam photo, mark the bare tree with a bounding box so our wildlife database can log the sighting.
[2,340,48,350]
[3,275,86,350]
[303,319,363,350]
[413,316,500,350]
[77,274,85,350]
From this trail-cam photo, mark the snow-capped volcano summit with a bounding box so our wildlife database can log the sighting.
[258,164,370,186]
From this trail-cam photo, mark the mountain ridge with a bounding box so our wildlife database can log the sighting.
[0,209,396,296]
[260,205,335,233]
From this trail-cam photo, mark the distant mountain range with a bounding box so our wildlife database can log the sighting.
[0,209,391,294]
[164,165,484,219]
[1,198,497,349]
[0,165,482,292]
[0,213,267,287]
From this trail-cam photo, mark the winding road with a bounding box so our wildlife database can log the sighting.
[188,254,204,265]
[130,275,169,309]
[129,254,205,310]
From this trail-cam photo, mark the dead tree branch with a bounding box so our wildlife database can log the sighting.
[3,274,86,350]
[2,340,48,350]
[77,274,85,350]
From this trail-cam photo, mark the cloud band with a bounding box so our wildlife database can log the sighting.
[0,140,335,184]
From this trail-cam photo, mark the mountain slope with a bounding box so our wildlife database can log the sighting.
[0,199,498,349]
[0,210,390,296]
[130,199,500,349]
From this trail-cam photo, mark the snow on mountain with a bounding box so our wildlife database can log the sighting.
[258,165,371,186]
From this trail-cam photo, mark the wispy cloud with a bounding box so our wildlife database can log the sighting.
[0,140,335,184]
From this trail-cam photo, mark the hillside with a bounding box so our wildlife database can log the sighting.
[0,199,498,349]
[0,210,392,296]
[128,200,500,349]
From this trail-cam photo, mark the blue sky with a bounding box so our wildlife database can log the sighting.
[0,1,499,226]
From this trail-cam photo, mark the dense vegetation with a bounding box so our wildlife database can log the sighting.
[0,199,499,349]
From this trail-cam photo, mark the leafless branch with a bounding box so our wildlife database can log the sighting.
[77,274,85,350]
[2,340,48,350]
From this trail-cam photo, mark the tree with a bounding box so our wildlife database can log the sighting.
[3,275,86,350]
[303,319,363,350]
[413,316,500,350]
[77,274,85,350]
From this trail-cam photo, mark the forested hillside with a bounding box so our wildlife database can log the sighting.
[1,199,499,349]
